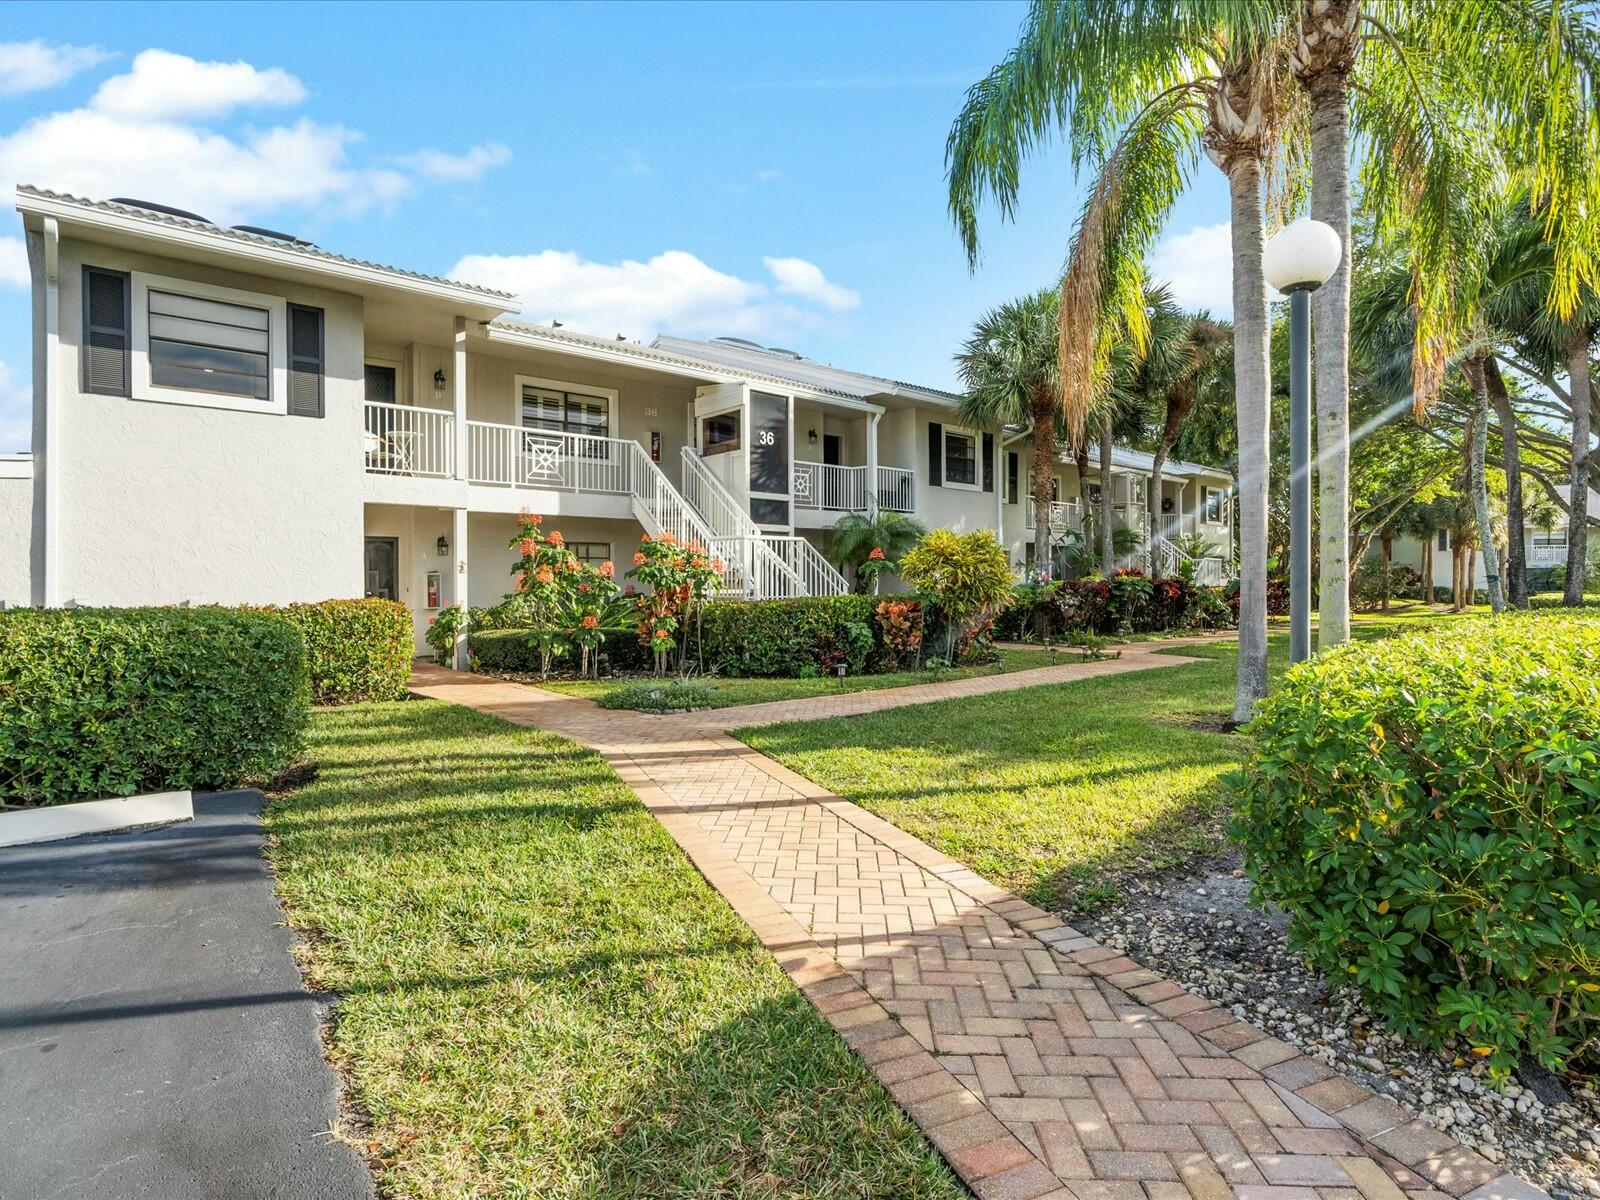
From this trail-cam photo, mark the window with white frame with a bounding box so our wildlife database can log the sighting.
[943,428,978,488]
[521,384,609,439]
[569,541,612,566]
[131,272,288,413]
[1531,529,1566,548]
[1202,485,1228,525]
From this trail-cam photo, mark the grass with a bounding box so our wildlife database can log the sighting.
[265,700,966,1200]
[534,645,1061,709]
[738,606,1476,914]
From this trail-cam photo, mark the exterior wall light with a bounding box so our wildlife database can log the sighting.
[433,368,447,397]
[436,535,450,557]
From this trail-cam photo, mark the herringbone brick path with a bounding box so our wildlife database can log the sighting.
[409,648,1543,1200]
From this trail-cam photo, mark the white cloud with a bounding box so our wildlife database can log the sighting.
[756,168,782,183]
[1147,221,1233,315]
[601,148,651,178]
[395,142,510,182]
[0,49,503,226]
[0,236,27,288]
[763,256,860,311]
[0,359,30,453]
[0,109,408,225]
[90,49,304,121]
[452,249,777,338]
[0,40,112,97]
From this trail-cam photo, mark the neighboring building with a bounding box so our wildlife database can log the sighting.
[0,186,1235,657]
[1383,483,1598,594]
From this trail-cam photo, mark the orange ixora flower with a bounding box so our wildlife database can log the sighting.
[535,564,555,586]
[659,532,678,546]
[519,510,543,525]
[581,614,599,629]
[632,551,647,566]
[687,539,705,555]
[518,538,536,556]
[598,560,615,578]
[868,546,885,560]
[546,530,565,547]
[711,558,724,573]
[639,533,652,544]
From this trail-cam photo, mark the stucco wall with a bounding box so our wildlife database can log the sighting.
[53,238,366,606]
[0,473,34,605]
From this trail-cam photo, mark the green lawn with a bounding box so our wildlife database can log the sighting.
[738,606,1475,914]
[534,645,1060,709]
[265,701,966,1200]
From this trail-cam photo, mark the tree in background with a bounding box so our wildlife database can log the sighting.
[955,289,1063,571]
[823,510,927,594]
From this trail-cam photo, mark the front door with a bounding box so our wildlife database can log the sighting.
[364,537,399,601]
[823,433,842,466]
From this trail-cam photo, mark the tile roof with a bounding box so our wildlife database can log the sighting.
[653,334,964,404]
[15,185,516,301]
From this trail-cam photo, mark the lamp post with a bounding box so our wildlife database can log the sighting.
[1262,219,1342,665]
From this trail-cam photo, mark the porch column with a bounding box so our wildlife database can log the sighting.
[452,506,469,670]
[865,412,880,515]
[453,316,468,482]
[40,218,60,607]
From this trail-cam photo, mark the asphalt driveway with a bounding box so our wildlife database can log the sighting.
[0,790,374,1200]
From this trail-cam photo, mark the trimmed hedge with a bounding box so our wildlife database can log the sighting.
[270,598,413,704]
[470,594,897,679]
[996,573,1234,641]
[1230,611,1600,1071]
[699,595,883,677]
[0,607,310,808]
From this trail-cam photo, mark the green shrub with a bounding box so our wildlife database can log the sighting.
[597,679,717,712]
[1229,611,1600,1071]
[900,529,1013,661]
[271,598,413,704]
[0,607,309,807]
[698,595,885,677]
[470,627,653,674]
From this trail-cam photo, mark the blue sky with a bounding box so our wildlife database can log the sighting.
[0,1,1235,450]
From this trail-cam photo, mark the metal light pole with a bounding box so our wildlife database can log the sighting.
[1263,220,1342,665]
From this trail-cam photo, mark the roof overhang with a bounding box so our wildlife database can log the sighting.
[16,187,514,320]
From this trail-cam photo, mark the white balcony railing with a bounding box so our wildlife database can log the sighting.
[792,461,916,514]
[467,422,631,494]
[1529,542,1566,566]
[763,535,850,597]
[1025,498,1084,533]
[364,402,454,478]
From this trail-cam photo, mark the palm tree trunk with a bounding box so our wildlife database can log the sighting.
[1229,157,1272,725]
[1308,64,1352,650]
[1380,531,1392,611]
[1463,356,1505,612]
[1564,329,1592,606]
[1468,546,1478,606]
[1030,417,1055,577]
[1098,414,1114,576]
[1484,355,1527,607]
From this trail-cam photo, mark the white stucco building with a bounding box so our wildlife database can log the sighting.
[0,186,1235,656]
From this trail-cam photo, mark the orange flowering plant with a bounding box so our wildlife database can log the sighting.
[502,511,630,677]
[626,531,725,676]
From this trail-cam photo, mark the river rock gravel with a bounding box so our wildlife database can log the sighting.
[1072,856,1600,1200]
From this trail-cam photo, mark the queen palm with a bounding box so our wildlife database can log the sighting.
[955,289,1063,572]
[948,0,1293,723]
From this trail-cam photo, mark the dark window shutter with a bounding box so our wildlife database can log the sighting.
[286,303,325,417]
[927,421,942,488]
[982,432,995,492]
[1007,452,1019,504]
[82,267,131,397]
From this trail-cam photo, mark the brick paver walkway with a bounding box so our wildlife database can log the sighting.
[409,647,1543,1200]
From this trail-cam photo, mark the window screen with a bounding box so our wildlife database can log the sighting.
[148,289,271,400]
[944,431,976,486]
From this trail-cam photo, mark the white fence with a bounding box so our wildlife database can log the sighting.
[363,402,454,478]
[467,423,631,493]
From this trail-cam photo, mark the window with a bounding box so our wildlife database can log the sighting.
[83,266,131,397]
[569,541,612,567]
[944,429,977,487]
[146,289,271,400]
[1203,486,1228,525]
[702,411,741,455]
[131,272,288,413]
[522,385,609,439]
[1437,529,1449,551]
[1532,529,1566,548]
[1006,452,1019,504]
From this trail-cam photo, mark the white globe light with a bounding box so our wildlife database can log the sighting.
[1262,218,1343,294]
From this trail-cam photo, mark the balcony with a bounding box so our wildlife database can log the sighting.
[1025,498,1085,533]
[792,461,915,515]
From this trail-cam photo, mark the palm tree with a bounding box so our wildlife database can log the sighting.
[824,511,926,594]
[955,289,1063,572]
[947,0,1294,724]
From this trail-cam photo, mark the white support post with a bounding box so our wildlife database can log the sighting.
[865,412,880,516]
[452,506,469,670]
[40,218,60,607]
[453,317,468,483]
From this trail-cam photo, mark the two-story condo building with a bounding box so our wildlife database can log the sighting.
[0,187,1235,659]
